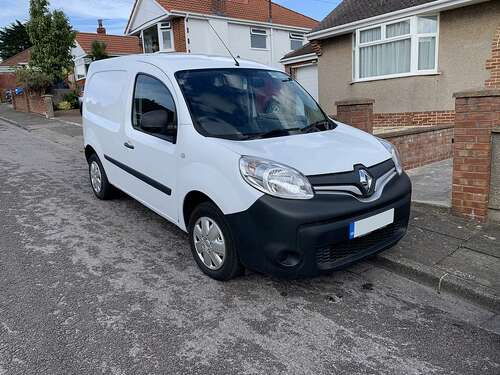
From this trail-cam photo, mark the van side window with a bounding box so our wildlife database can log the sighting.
[132,74,177,143]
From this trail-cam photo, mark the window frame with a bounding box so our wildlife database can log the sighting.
[353,14,439,82]
[131,73,178,144]
[158,22,175,52]
[250,28,268,50]
[289,32,305,51]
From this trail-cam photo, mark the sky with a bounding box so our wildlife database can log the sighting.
[0,0,341,35]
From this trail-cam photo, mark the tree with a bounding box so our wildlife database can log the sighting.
[27,0,75,82]
[0,21,32,61]
[90,40,109,61]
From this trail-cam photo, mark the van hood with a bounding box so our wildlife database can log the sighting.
[214,123,392,176]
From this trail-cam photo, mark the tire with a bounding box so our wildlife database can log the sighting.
[88,153,115,200]
[188,202,244,281]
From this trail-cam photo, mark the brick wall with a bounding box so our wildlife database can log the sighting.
[0,73,16,96]
[335,98,374,134]
[12,90,53,117]
[373,110,455,127]
[172,17,187,53]
[485,25,500,88]
[379,125,454,170]
[452,89,500,221]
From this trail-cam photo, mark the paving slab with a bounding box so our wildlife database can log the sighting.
[390,224,462,267]
[437,248,500,290]
[411,203,481,241]
[463,223,500,258]
[407,159,452,207]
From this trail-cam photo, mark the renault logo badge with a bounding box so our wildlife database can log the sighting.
[359,169,374,196]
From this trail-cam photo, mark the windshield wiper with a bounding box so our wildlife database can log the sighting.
[245,128,301,140]
[300,119,333,133]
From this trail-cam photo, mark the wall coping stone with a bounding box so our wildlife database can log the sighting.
[453,89,500,98]
[335,98,375,106]
[378,124,454,139]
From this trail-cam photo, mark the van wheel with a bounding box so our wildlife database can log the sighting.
[88,154,114,200]
[188,202,244,281]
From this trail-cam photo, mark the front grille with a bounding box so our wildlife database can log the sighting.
[316,220,405,266]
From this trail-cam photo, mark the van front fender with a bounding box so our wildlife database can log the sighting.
[177,161,262,231]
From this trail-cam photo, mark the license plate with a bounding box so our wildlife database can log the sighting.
[349,209,394,239]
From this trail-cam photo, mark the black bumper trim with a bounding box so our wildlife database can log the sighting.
[226,172,412,278]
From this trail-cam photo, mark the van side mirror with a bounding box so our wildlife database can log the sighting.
[140,109,169,133]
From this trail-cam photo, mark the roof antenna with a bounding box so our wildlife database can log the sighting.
[207,21,240,66]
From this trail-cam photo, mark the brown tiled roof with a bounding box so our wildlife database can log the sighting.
[75,32,142,55]
[0,48,32,67]
[281,43,315,60]
[155,0,318,29]
[314,0,438,32]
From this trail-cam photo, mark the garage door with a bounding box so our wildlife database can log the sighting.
[295,64,318,101]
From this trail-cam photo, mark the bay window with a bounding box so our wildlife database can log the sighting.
[353,15,438,81]
[142,22,174,53]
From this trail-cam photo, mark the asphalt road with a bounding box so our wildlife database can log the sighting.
[0,119,499,375]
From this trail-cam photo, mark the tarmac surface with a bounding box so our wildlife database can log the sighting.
[0,118,499,374]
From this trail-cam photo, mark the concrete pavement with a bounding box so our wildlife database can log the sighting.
[0,108,499,374]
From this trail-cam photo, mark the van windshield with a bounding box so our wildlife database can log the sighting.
[175,68,334,140]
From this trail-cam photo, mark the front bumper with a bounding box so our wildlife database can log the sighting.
[226,172,412,278]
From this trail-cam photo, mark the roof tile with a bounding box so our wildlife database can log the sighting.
[156,0,318,29]
[314,0,438,32]
[75,32,142,55]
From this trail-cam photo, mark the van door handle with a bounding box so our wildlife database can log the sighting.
[124,142,135,150]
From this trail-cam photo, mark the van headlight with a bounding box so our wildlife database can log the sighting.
[378,138,403,175]
[239,156,314,200]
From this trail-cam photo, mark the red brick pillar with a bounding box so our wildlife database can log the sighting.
[335,98,374,134]
[11,88,17,110]
[452,89,500,221]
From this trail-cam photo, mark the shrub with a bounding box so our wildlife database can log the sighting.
[57,101,72,111]
[15,67,52,93]
[63,90,80,109]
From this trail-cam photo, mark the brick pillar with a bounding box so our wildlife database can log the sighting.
[335,98,374,134]
[452,89,500,222]
[172,17,187,53]
[42,95,54,118]
[11,88,17,110]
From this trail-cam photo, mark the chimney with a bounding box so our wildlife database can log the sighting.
[211,0,226,15]
[97,19,106,34]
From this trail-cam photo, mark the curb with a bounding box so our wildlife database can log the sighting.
[0,114,29,131]
[375,252,500,314]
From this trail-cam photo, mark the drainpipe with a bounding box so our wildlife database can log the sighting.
[184,13,190,53]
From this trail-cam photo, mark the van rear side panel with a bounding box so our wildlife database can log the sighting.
[84,70,130,186]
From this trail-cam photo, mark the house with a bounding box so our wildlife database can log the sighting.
[71,20,143,83]
[0,48,31,96]
[280,43,319,100]
[305,0,500,127]
[125,0,318,70]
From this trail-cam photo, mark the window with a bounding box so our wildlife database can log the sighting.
[143,25,160,53]
[251,28,267,49]
[132,74,177,143]
[353,15,438,81]
[159,22,174,51]
[290,33,304,51]
[142,23,174,53]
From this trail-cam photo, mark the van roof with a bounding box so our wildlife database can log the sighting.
[89,53,276,75]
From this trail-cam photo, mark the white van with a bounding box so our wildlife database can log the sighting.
[83,54,411,281]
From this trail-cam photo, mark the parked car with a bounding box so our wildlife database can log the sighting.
[82,54,412,281]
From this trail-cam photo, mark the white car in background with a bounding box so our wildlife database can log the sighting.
[82,54,412,281]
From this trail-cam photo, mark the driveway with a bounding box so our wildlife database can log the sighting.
[0,119,499,374]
